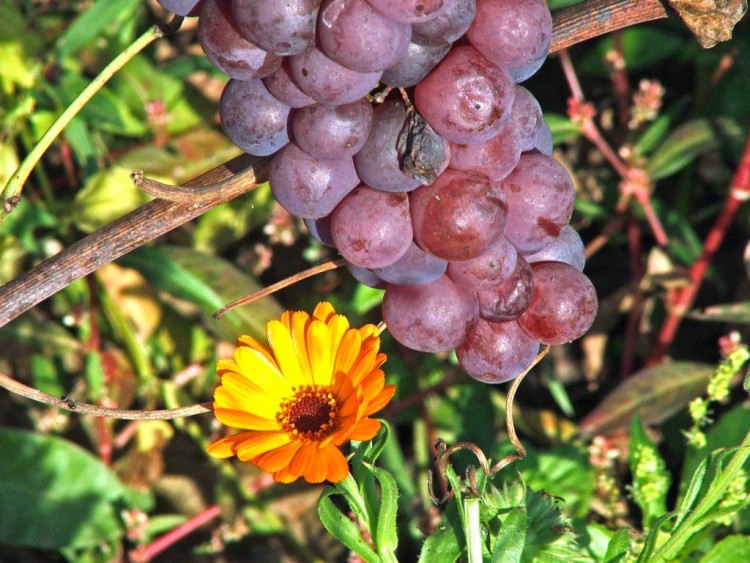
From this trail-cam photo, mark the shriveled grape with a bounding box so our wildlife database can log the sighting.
[476,255,534,322]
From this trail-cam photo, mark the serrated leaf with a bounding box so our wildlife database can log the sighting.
[648,118,743,180]
[117,245,283,342]
[602,529,630,562]
[689,301,750,323]
[578,362,713,438]
[0,429,129,549]
[491,508,526,563]
[318,488,380,563]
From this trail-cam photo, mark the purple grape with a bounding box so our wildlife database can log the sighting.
[292,99,373,160]
[414,46,515,145]
[288,47,382,105]
[410,169,507,261]
[269,143,359,218]
[198,0,280,80]
[374,242,448,285]
[353,100,423,193]
[365,0,450,23]
[412,0,475,45]
[304,215,335,247]
[510,86,545,152]
[517,261,598,345]
[507,48,548,83]
[318,0,411,73]
[456,319,540,383]
[330,186,413,268]
[262,62,316,108]
[448,121,521,182]
[447,234,517,291]
[533,120,553,155]
[232,0,320,56]
[467,0,552,72]
[347,262,387,288]
[381,41,450,88]
[499,152,575,253]
[382,274,478,353]
[477,256,534,322]
[156,0,205,16]
[523,226,586,272]
[219,79,290,156]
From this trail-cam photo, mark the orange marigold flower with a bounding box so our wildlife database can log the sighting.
[208,302,395,484]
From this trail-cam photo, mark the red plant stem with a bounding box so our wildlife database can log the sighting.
[130,504,222,562]
[647,132,750,364]
[611,31,631,129]
[96,416,112,466]
[620,216,644,380]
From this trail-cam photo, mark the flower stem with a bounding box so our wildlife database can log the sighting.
[1,25,163,213]
[464,496,484,563]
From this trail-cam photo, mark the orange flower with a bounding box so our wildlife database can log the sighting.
[208,302,395,484]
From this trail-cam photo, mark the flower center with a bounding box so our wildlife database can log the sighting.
[277,385,339,441]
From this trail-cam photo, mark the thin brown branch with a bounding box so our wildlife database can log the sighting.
[213,258,347,319]
[0,154,269,328]
[550,0,669,54]
[0,370,213,420]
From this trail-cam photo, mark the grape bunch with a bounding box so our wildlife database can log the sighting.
[158,0,598,384]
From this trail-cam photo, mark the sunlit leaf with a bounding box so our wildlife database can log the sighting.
[579,362,714,438]
[699,535,750,562]
[0,429,130,549]
[56,0,141,58]
[648,118,743,180]
[118,245,283,342]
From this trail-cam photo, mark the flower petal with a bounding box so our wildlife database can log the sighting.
[254,441,303,472]
[347,418,382,441]
[290,311,313,381]
[273,466,299,483]
[308,319,333,386]
[366,384,396,415]
[267,320,307,387]
[207,432,251,458]
[233,346,291,394]
[218,371,286,419]
[303,445,330,483]
[324,445,349,483]
[313,302,336,323]
[333,329,361,377]
[233,431,292,461]
[213,408,280,431]
[289,442,317,478]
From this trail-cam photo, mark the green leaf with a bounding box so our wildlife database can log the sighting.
[700,535,750,562]
[628,415,670,528]
[579,362,714,438]
[491,508,526,563]
[56,0,141,58]
[648,118,743,180]
[318,487,380,563]
[689,301,750,324]
[352,283,384,315]
[579,28,685,74]
[118,245,283,342]
[545,113,581,144]
[602,529,629,563]
[367,464,399,554]
[418,517,462,563]
[0,429,129,549]
[73,165,152,232]
[634,512,678,563]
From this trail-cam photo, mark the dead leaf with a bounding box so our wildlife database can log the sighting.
[669,0,747,48]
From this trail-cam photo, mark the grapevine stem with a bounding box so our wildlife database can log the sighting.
[213,258,346,319]
[0,369,212,420]
[1,25,165,212]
